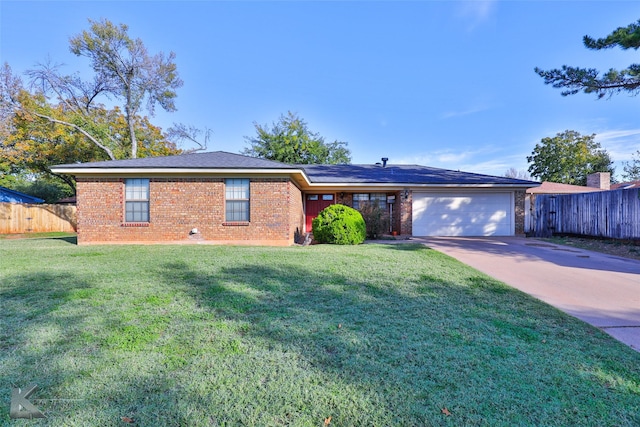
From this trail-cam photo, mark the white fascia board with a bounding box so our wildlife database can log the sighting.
[407,183,536,189]
[50,167,301,174]
[50,167,313,184]
[50,166,535,190]
[304,183,536,189]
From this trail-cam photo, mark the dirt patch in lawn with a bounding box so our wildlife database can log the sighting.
[0,232,76,240]
[546,236,640,261]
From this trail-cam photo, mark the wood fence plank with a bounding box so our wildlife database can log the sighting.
[533,189,640,239]
[0,203,76,234]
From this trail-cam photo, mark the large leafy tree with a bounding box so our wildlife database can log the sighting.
[28,18,183,159]
[0,19,204,196]
[535,20,640,98]
[243,111,351,164]
[622,150,640,181]
[1,87,179,193]
[2,90,104,191]
[527,130,614,185]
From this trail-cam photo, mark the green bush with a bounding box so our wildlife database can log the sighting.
[11,177,74,203]
[312,204,366,245]
[358,203,390,239]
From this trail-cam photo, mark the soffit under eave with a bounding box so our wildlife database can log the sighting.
[298,184,536,192]
[57,168,534,191]
[60,169,308,180]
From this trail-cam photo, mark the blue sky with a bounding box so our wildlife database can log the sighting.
[2,1,640,180]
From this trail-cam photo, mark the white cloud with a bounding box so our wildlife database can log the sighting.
[595,129,640,162]
[395,154,435,166]
[596,129,640,140]
[395,146,527,177]
[438,152,470,163]
[455,0,498,32]
[459,158,519,176]
[396,149,473,166]
[440,105,491,120]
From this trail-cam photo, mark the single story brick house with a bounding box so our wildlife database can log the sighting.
[51,151,538,245]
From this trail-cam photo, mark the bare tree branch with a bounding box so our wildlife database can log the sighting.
[166,123,210,153]
[69,19,183,158]
[29,111,116,160]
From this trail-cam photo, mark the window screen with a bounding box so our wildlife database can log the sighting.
[225,179,250,222]
[353,193,386,210]
[125,178,149,222]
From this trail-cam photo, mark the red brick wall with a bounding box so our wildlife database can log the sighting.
[399,190,412,236]
[76,178,123,245]
[288,181,304,240]
[76,177,302,245]
[514,190,526,235]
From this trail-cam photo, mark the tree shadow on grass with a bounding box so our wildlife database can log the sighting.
[0,266,225,426]
[51,235,77,245]
[368,242,430,252]
[153,258,640,426]
[0,271,94,419]
[2,248,640,426]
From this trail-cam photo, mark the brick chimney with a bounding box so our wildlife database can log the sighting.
[586,172,610,190]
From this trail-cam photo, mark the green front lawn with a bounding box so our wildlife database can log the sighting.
[1,239,639,426]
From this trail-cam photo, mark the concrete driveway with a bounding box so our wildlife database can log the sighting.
[415,237,640,351]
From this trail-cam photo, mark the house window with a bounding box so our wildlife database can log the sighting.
[125,178,149,222]
[225,178,250,222]
[352,193,387,210]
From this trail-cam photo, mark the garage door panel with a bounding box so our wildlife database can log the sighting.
[412,193,513,237]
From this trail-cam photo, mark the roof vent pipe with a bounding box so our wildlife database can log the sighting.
[381,157,388,167]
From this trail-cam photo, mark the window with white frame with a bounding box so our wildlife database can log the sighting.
[225,179,250,222]
[125,178,150,222]
[352,193,387,210]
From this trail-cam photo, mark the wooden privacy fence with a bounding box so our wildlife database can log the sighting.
[0,203,77,234]
[533,188,640,239]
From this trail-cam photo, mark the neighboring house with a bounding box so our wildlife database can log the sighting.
[54,196,77,205]
[0,186,44,204]
[524,172,610,233]
[611,180,640,190]
[50,151,537,245]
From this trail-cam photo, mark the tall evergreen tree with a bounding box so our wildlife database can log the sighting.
[536,20,640,98]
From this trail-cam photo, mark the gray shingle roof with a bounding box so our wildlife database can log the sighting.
[300,164,536,186]
[53,151,537,186]
[54,151,296,170]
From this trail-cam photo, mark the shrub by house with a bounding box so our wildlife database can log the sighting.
[312,204,366,245]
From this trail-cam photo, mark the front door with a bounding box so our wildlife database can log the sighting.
[305,194,335,232]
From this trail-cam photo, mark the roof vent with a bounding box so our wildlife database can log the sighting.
[381,157,389,167]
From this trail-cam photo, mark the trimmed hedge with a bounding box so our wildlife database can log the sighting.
[312,204,366,245]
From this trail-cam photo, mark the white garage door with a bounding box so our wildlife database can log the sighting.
[412,192,514,237]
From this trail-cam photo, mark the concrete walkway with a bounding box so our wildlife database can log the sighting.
[413,237,640,351]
